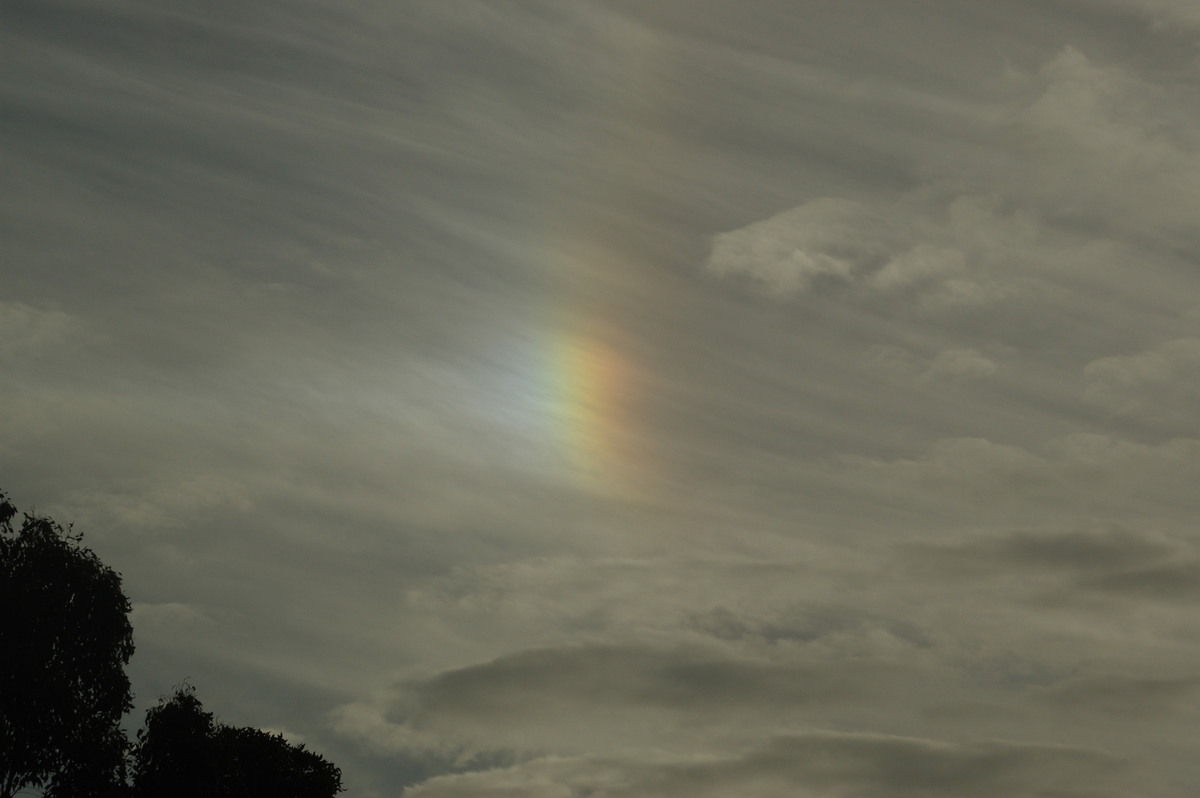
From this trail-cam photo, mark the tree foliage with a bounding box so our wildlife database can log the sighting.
[130,686,220,798]
[1,491,343,797]
[132,687,343,798]
[0,492,134,798]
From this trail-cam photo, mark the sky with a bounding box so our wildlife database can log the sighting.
[4,0,1200,795]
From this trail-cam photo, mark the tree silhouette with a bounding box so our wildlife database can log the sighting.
[132,687,343,798]
[214,724,343,798]
[130,686,220,798]
[1,491,344,797]
[0,492,134,798]
[42,722,132,798]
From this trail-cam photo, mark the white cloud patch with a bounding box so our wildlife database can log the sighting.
[706,46,1200,317]
[706,192,1038,308]
[706,198,881,295]
[1007,48,1200,236]
[870,243,966,290]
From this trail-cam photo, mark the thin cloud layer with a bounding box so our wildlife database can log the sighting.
[6,1,1200,796]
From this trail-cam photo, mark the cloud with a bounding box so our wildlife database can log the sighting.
[840,437,1049,502]
[403,733,1132,798]
[839,433,1200,520]
[705,45,1200,317]
[910,523,1177,576]
[864,345,998,383]
[0,301,78,359]
[1006,47,1200,238]
[65,475,257,533]
[705,192,1038,309]
[1071,0,1200,31]
[132,601,216,628]
[332,642,910,759]
[1083,338,1200,427]
[900,522,1200,617]
[1080,561,1200,602]
[1040,673,1200,718]
[924,348,998,379]
[870,243,966,290]
[10,4,1200,797]
[705,198,881,295]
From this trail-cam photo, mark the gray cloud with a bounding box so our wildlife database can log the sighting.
[863,344,1000,385]
[837,433,1200,525]
[404,733,1133,798]
[1084,338,1200,429]
[1080,561,1200,602]
[906,523,1178,579]
[1040,674,1200,718]
[331,639,917,761]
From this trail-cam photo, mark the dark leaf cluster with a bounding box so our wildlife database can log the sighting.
[133,686,343,798]
[1,492,133,798]
[0,491,344,798]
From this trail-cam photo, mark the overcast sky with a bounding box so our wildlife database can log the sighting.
[5,1,1200,795]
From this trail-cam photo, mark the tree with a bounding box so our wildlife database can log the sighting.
[132,687,343,798]
[214,725,344,798]
[130,686,219,798]
[0,492,135,798]
[42,721,133,798]
[2,491,343,796]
